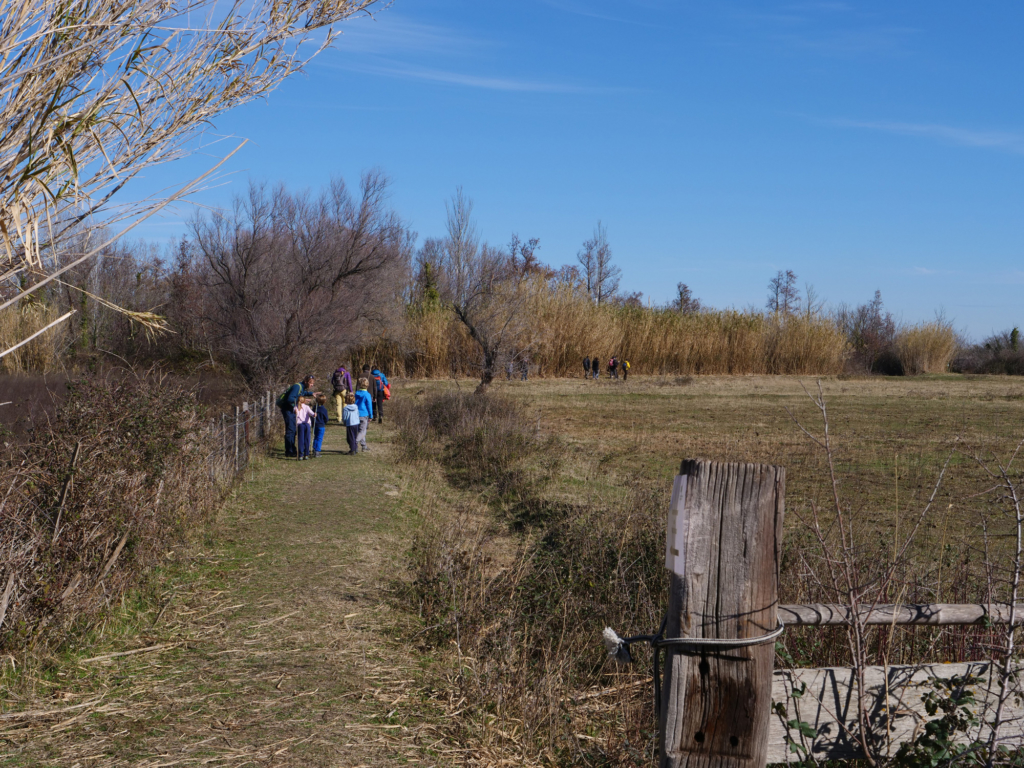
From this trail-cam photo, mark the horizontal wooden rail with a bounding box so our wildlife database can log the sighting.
[768,662,1024,763]
[779,603,1024,626]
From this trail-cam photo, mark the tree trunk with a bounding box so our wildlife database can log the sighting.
[474,346,498,394]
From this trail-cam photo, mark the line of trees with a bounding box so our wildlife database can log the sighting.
[0,183,996,385]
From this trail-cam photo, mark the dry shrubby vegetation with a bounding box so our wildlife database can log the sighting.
[0,373,260,654]
[393,391,669,764]
[388,377,1024,766]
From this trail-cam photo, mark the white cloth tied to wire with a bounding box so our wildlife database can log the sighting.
[602,618,785,664]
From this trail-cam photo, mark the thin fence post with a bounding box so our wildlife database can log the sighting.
[242,402,250,468]
[660,459,785,768]
[221,413,227,479]
[234,405,240,474]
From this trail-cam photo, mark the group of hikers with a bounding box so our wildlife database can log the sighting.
[277,354,632,458]
[277,364,390,460]
[583,355,630,381]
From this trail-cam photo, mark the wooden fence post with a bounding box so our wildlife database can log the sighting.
[234,405,240,473]
[660,459,785,768]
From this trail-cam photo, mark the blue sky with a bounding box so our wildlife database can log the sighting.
[130,1,1024,340]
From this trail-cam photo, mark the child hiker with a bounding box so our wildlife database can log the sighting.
[295,396,314,461]
[312,393,329,458]
[342,392,360,455]
[355,377,374,452]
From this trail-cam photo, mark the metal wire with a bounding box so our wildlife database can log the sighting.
[609,616,786,723]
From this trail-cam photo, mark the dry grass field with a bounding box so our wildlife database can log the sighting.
[389,373,1024,765]
[398,372,1024,540]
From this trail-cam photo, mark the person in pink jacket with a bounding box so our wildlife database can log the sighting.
[295,397,314,460]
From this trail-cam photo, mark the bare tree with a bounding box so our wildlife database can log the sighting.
[436,189,530,393]
[834,290,898,372]
[188,173,410,386]
[0,0,383,349]
[576,221,619,305]
[766,269,800,314]
[672,282,702,314]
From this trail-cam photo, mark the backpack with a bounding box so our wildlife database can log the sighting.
[331,369,347,391]
[373,373,391,400]
[277,383,298,409]
[624,360,630,370]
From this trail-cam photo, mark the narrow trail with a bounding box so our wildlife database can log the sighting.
[4,424,447,767]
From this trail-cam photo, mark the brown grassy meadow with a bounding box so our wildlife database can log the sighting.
[391,373,1024,766]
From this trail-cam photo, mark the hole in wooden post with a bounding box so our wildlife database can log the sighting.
[698,658,710,674]
[730,736,739,747]
[694,732,705,743]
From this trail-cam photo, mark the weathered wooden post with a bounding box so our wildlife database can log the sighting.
[660,459,785,768]
[234,405,240,474]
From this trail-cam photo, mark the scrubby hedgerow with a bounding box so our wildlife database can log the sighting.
[393,392,671,764]
[0,375,226,652]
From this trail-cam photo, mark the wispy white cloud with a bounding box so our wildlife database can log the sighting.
[334,15,490,56]
[828,118,1024,155]
[331,61,614,94]
[730,3,916,56]
[538,0,662,28]
[911,266,937,275]
[781,1,853,12]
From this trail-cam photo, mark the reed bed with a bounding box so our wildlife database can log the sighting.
[395,288,850,378]
[896,318,959,374]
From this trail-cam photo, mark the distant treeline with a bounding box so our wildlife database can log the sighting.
[0,177,1012,383]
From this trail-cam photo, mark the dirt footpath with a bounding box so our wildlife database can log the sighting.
[1,424,447,767]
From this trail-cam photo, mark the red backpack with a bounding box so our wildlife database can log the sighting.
[373,373,391,400]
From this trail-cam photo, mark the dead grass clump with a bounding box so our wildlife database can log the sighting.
[394,391,545,497]
[896,318,959,374]
[0,374,222,652]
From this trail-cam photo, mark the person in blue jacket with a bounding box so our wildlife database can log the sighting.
[278,375,316,457]
[354,377,375,452]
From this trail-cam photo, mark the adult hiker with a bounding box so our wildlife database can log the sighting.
[278,375,317,458]
[622,359,631,381]
[331,364,353,424]
[370,364,389,423]
[583,356,591,379]
[608,356,618,379]
[592,353,600,379]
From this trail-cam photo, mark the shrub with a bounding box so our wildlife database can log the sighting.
[834,290,898,373]
[0,374,221,652]
[953,327,1024,375]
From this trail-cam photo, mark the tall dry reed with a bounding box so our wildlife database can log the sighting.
[386,285,849,378]
[0,303,68,374]
[896,318,959,374]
